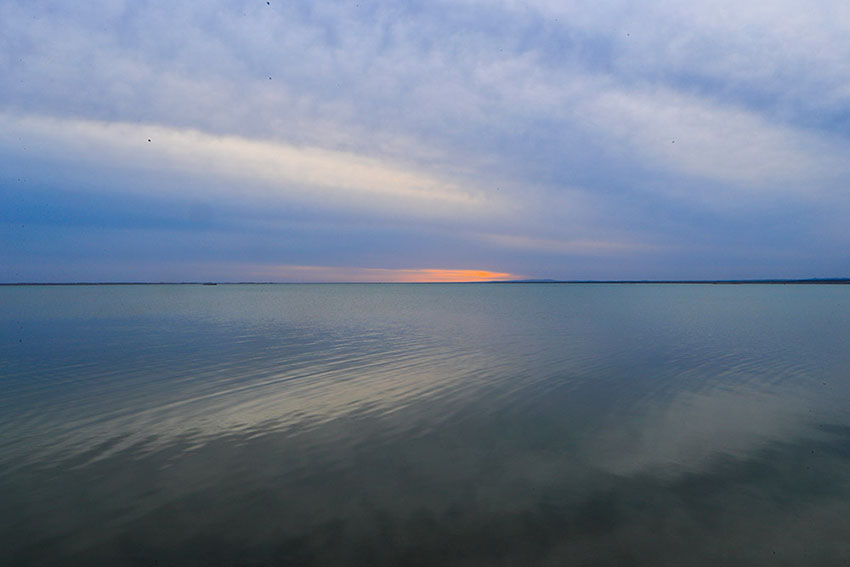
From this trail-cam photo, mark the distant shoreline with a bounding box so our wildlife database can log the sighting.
[2,279,848,286]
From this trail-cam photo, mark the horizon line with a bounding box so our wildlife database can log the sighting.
[2,278,849,286]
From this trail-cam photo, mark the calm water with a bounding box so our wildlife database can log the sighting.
[2,283,850,566]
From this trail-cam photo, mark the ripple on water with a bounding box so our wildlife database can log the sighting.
[2,284,850,565]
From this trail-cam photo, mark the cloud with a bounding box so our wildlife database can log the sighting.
[479,232,662,256]
[0,112,501,220]
[2,0,850,280]
[579,86,850,196]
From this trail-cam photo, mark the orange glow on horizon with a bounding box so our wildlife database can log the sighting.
[249,265,521,283]
[385,269,519,283]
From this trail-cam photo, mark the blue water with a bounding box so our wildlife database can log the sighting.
[2,283,850,565]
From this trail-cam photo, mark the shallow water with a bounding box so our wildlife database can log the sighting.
[2,283,850,565]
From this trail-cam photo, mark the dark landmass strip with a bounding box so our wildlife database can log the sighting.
[493,278,850,285]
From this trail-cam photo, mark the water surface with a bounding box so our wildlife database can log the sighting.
[2,283,850,565]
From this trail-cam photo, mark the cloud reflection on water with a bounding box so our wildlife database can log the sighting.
[2,284,850,565]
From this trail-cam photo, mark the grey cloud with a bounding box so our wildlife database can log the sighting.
[2,0,849,280]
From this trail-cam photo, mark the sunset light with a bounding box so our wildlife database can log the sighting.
[249,265,521,283]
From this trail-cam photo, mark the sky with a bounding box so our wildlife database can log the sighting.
[1,1,849,282]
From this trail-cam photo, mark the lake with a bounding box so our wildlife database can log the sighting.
[2,283,849,565]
